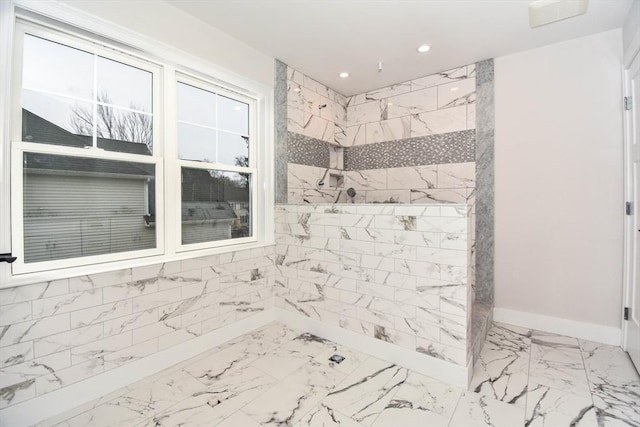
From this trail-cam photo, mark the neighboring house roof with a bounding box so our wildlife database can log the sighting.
[181,167,250,203]
[22,109,152,156]
[182,202,238,223]
[22,109,154,178]
[24,152,154,178]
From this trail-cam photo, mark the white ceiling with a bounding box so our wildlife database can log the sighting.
[164,0,632,96]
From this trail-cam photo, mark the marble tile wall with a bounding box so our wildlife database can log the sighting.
[284,64,477,207]
[274,203,474,368]
[344,64,476,147]
[287,67,348,147]
[0,247,275,410]
[287,162,475,205]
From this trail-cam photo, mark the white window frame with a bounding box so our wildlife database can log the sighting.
[0,2,275,287]
[174,73,259,252]
[11,21,165,275]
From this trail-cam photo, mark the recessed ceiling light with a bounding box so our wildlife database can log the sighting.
[417,44,431,53]
[450,87,459,92]
[293,86,301,92]
[339,72,350,78]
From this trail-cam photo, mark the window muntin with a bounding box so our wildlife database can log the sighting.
[96,56,153,113]
[176,77,256,250]
[176,82,250,166]
[22,152,157,263]
[12,24,162,274]
[21,33,154,155]
[22,34,94,99]
[7,19,269,280]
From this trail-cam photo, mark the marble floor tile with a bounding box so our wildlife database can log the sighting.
[250,333,334,380]
[182,337,278,384]
[371,371,461,427]
[295,403,364,427]
[57,370,206,427]
[137,393,223,427]
[449,392,525,427]
[241,360,346,426]
[469,323,531,406]
[529,332,591,397]
[188,365,277,424]
[581,340,640,426]
[37,322,640,427]
[312,342,372,375]
[580,340,640,387]
[249,343,316,380]
[246,322,302,347]
[525,383,597,427]
[218,410,263,427]
[591,382,640,427]
[321,357,409,426]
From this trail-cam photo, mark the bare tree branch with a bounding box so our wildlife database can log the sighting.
[71,92,153,153]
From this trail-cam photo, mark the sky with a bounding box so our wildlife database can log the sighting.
[22,33,250,166]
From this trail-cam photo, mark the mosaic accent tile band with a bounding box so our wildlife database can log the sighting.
[344,129,475,170]
[288,132,331,168]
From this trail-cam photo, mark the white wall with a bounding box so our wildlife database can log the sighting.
[58,0,275,87]
[494,29,624,329]
[623,0,640,57]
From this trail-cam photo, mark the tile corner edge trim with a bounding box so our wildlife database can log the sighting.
[273,308,471,389]
[0,310,277,427]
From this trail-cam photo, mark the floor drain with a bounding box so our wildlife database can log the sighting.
[329,354,345,364]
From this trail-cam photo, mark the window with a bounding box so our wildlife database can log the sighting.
[12,25,162,274]
[176,79,256,249]
[5,17,272,280]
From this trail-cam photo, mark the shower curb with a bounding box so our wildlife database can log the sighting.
[274,308,472,389]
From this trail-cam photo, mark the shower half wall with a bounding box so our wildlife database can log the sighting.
[275,203,474,375]
[274,59,495,376]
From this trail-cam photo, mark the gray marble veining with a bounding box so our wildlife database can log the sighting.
[36,322,639,427]
[275,59,289,203]
[474,59,495,307]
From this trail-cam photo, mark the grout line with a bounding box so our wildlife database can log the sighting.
[523,327,533,425]
[577,340,597,409]
[446,389,464,427]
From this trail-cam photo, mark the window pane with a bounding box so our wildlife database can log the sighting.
[181,168,251,244]
[177,83,216,127]
[23,153,156,263]
[22,34,94,100]
[178,123,216,162]
[218,95,248,135]
[96,106,153,155]
[22,90,93,146]
[97,57,152,112]
[217,131,249,166]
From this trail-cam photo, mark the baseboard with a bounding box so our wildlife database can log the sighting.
[0,310,276,427]
[273,308,471,389]
[493,307,622,346]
